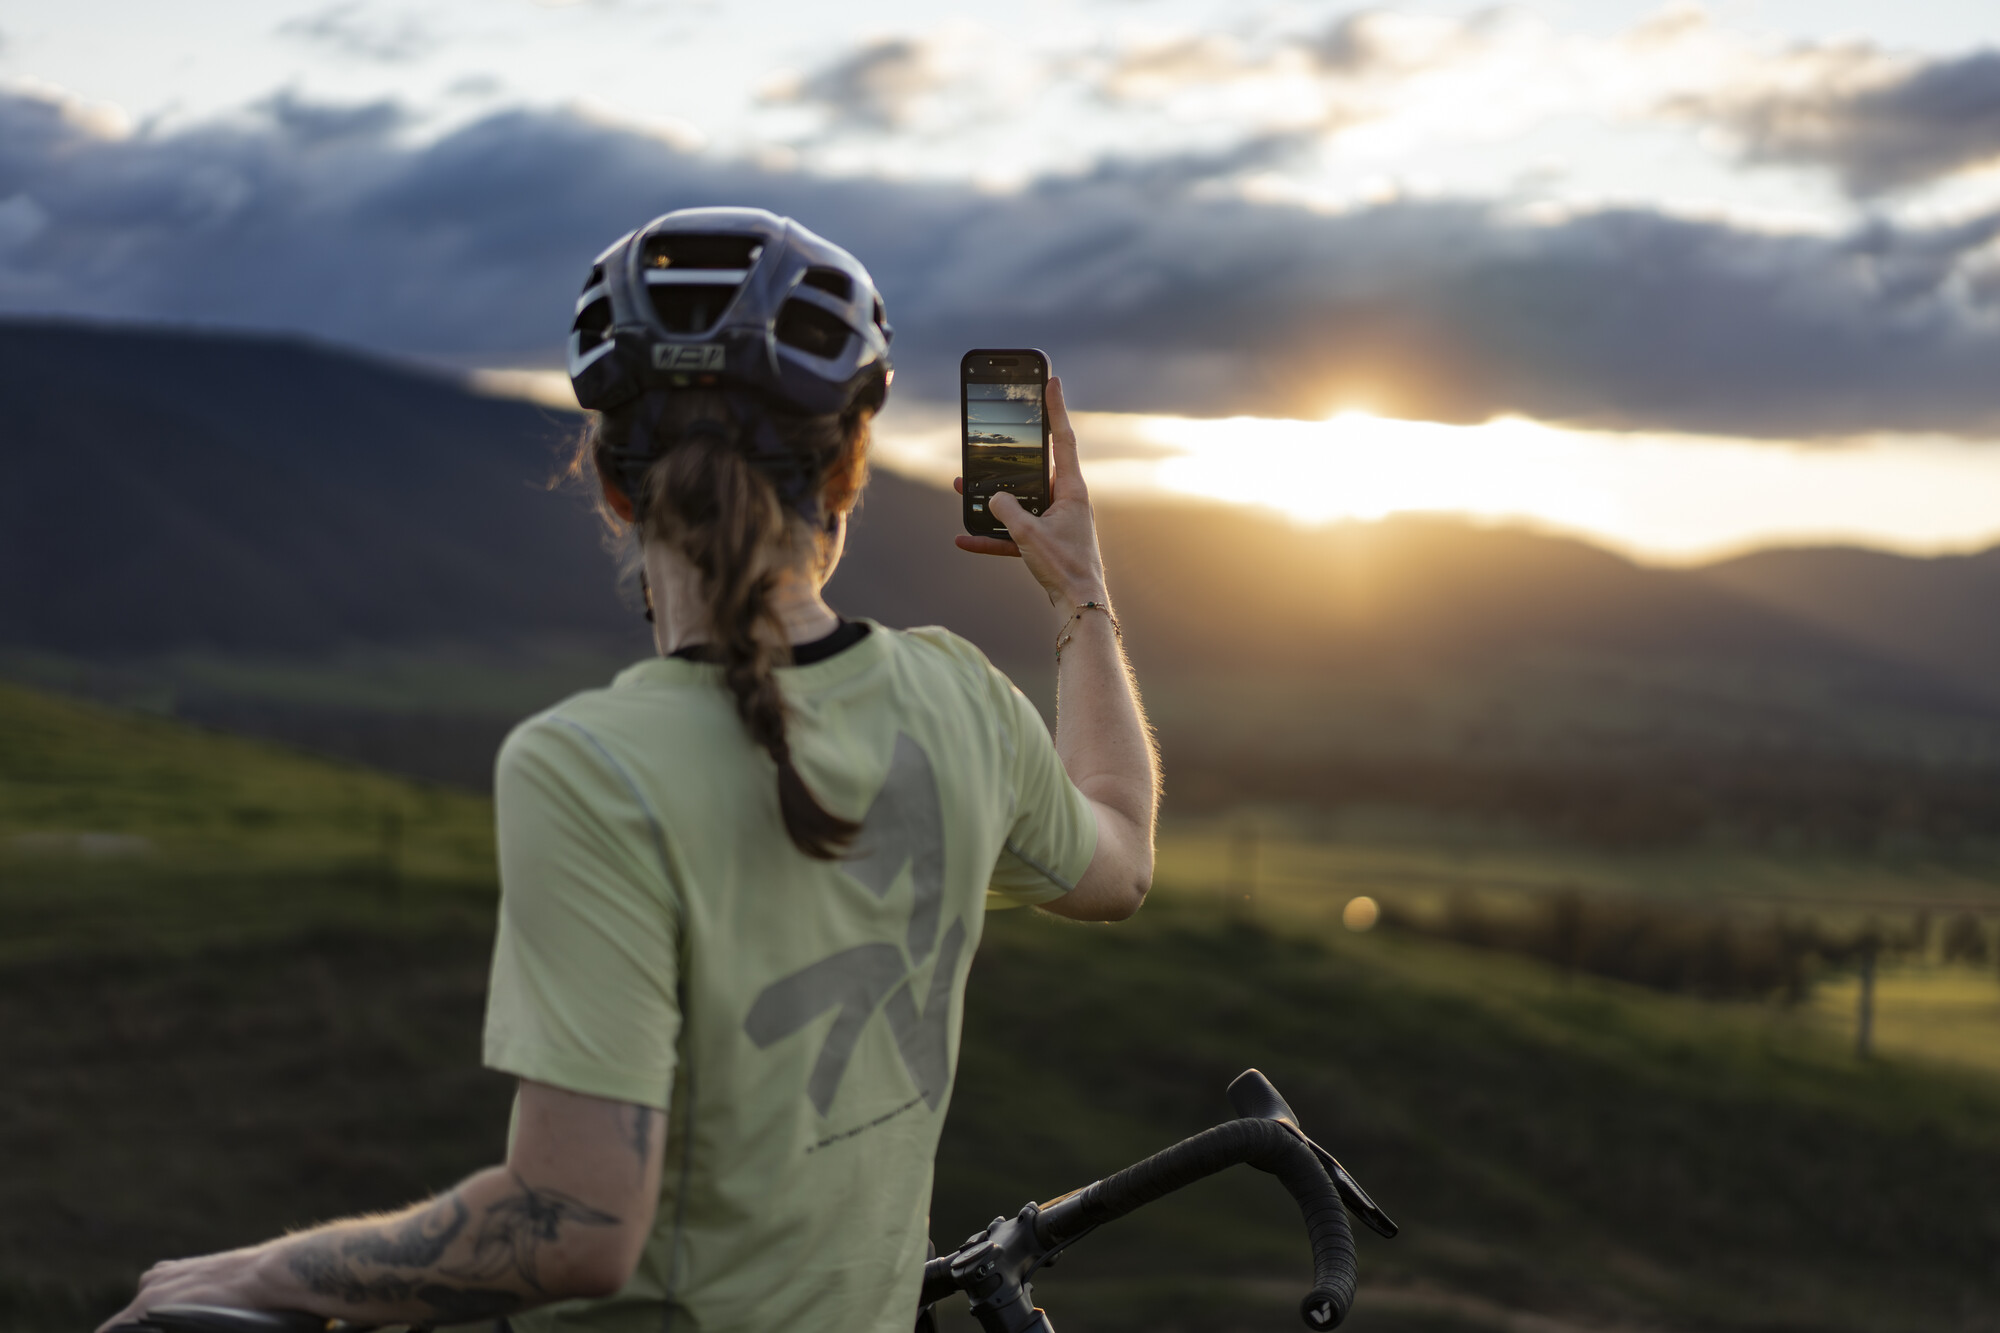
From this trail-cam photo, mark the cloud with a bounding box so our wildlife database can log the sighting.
[5,86,2000,439]
[447,73,506,100]
[762,38,944,131]
[1095,9,1534,96]
[1071,12,2000,200]
[1088,8,1570,143]
[254,89,410,145]
[1673,45,2000,197]
[1096,34,1270,102]
[1306,8,1532,77]
[0,192,48,252]
[276,4,438,64]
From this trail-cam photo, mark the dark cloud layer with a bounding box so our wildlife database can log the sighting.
[5,88,2000,438]
[1688,47,2000,198]
[255,90,412,145]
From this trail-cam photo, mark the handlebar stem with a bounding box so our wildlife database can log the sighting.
[943,1206,1058,1333]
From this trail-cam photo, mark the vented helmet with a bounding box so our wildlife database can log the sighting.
[567,207,892,417]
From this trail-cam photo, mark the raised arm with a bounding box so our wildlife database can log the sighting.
[99,1080,663,1330]
[956,376,1158,921]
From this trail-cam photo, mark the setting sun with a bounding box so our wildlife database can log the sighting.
[1129,411,2000,562]
[1149,411,1616,528]
[863,397,2000,564]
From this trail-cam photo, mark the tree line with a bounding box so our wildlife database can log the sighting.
[1379,891,2000,1003]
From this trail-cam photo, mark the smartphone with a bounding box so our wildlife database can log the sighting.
[960,348,1051,539]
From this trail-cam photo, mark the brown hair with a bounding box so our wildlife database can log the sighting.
[580,391,872,859]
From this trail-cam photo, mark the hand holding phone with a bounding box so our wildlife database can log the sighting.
[955,375,1110,610]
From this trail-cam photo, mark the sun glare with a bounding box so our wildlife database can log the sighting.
[1151,412,1619,529]
[478,375,2000,564]
[1131,411,2000,561]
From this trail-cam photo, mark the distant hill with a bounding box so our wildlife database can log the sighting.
[1111,512,1827,663]
[0,317,1046,659]
[1700,545,2000,705]
[6,318,1999,843]
[0,319,635,657]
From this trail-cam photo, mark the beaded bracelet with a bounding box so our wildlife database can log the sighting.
[1055,600,1121,662]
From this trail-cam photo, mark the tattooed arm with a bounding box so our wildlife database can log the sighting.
[99,1081,665,1330]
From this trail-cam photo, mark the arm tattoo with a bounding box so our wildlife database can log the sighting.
[626,1106,655,1180]
[441,1172,621,1293]
[341,1194,467,1267]
[286,1175,621,1317]
[288,1247,523,1321]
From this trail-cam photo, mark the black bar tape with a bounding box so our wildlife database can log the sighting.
[919,1255,958,1308]
[1044,1119,1358,1329]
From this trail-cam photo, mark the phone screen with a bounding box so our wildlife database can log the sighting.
[961,349,1049,536]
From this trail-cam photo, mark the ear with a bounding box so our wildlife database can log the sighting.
[600,475,637,523]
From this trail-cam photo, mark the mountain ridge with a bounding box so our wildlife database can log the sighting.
[1699,544,2000,706]
[7,317,1998,826]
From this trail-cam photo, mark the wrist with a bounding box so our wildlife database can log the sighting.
[1052,597,1122,663]
[1048,583,1110,614]
[246,1237,299,1309]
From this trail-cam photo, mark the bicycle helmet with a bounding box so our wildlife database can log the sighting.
[567,207,893,418]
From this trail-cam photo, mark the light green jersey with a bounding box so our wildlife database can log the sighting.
[482,622,1097,1333]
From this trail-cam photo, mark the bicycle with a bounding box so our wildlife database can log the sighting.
[115,1069,1395,1333]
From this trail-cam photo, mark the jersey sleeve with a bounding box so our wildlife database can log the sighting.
[986,675,1100,909]
[482,715,683,1110]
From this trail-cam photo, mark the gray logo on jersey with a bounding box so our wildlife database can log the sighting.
[743,733,964,1116]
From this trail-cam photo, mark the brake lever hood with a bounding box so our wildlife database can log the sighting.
[1228,1069,1399,1239]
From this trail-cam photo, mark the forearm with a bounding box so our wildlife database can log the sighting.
[1047,587,1158,921]
[1052,596,1157,837]
[101,1083,661,1333]
[959,374,1157,916]
[252,1164,627,1324]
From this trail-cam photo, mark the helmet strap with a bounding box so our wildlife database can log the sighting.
[726,389,825,525]
[615,388,829,529]
[616,391,673,522]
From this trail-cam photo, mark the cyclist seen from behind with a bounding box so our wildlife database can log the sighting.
[103,208,1157,1333]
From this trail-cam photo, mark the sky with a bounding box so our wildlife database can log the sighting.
[5,0,2000,561]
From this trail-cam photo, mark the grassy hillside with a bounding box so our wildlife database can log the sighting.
[937,908,2000,1333]
[0,682,490,855]
[0,680,495,960]
[7,686,2000,1333]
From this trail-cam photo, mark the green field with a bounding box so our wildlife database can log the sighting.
[1158,809,2000,915]
[1810,964,2000,1074]
[6,683,2000,1332]
[0,681,497,964]
[1157,812,2000,1078]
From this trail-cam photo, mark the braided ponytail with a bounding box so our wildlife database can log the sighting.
[580,392,868,860]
